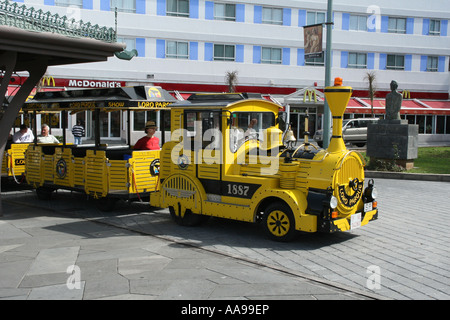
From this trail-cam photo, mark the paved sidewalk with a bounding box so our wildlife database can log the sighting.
[0,191,382,301]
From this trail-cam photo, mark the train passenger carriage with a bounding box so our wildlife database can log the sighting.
[1,143,29,182]
[23,86,175,210]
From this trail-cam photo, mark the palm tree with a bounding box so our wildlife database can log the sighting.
[225,70,238,93]
[364,71,377,117]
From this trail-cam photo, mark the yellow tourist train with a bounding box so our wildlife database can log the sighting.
[22,79,378,241]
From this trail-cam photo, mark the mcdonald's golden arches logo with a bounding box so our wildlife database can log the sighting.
[41,76,55,87]
[402,90,411,99]
[303,89,318,102]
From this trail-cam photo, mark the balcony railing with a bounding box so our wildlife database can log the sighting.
[0,0,116,43]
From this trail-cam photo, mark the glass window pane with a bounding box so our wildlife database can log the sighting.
[225,4,235,18]
[214,44,224,57]
[388,17,396,31]
[167,41,176,55]
[397,18,406,32]
[317,12,325,23]
[178,42,188,56]
[272,8,282,23]
[387,55,395,66]
[167,0,177,13]
[349,53,357,65]
[357,53,366,66]
[359,16,367,30]
[349,15,358,30]
[272,48,281,62]
[262,8,271,22]
[133,111,145,131]
[179,0,189,14]
[225,45,235,58]
[307,12,316,25]
[215,3,225,17]
[262,48,271,61]
[436,116,445,134]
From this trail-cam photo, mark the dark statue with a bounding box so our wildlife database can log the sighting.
[385,80,402,120]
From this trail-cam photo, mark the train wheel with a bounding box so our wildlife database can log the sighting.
[169,206,208,227]
[263,202,296,242]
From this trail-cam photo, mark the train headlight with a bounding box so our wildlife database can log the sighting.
[329,195,338,209]
[370,187,378,200]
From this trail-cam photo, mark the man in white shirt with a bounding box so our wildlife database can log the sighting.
[12,124,34,143]
[37,124,59,143]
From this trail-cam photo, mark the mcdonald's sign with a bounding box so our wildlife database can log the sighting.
[41,76,55,87]
[303,89,318,102]
[402,90,411,99]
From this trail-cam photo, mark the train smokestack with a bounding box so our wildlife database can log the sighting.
[323,78,353,153]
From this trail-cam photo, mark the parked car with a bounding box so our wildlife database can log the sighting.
[313,118,379,147]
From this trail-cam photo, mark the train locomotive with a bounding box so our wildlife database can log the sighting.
[150,79,378,241]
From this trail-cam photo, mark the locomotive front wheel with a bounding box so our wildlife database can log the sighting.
[263,202,296,242]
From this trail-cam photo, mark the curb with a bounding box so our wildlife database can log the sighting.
[365,170,450,182]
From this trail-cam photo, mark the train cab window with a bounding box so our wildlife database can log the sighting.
[184,110,221,150]
[229,112,275,152]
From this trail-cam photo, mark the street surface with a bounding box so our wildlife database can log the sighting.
[1,178,449,299]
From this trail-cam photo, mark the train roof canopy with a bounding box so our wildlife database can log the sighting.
[24,86,176,111]
[169,92,269,108]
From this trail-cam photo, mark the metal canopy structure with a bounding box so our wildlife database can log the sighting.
[24,86,177,111]
[23,86,177,148]
[0,0,128,216]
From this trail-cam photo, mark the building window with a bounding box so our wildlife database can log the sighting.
[116,37,136,51]
[447,116,450,134]
[307,11,326,25]
[214,3,236,21]
[429,19,441,36]
[111,0,136,13]
[262,7,283,25]
[348,52,367,69]
[213,44,235,61]
[386,54,405,70]
[388,17,406,33]
[55,0,83,7]
[427,56,439,72]
[349,15,367,31]
[305,56,324,66]
[167,0,189,17]
[261,47,282,64]
[436,115,445,134]
[166,41,189,59]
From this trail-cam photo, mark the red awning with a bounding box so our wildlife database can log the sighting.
[346,98,450,115]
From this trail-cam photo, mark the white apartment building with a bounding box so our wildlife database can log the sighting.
[10,0,450,143]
